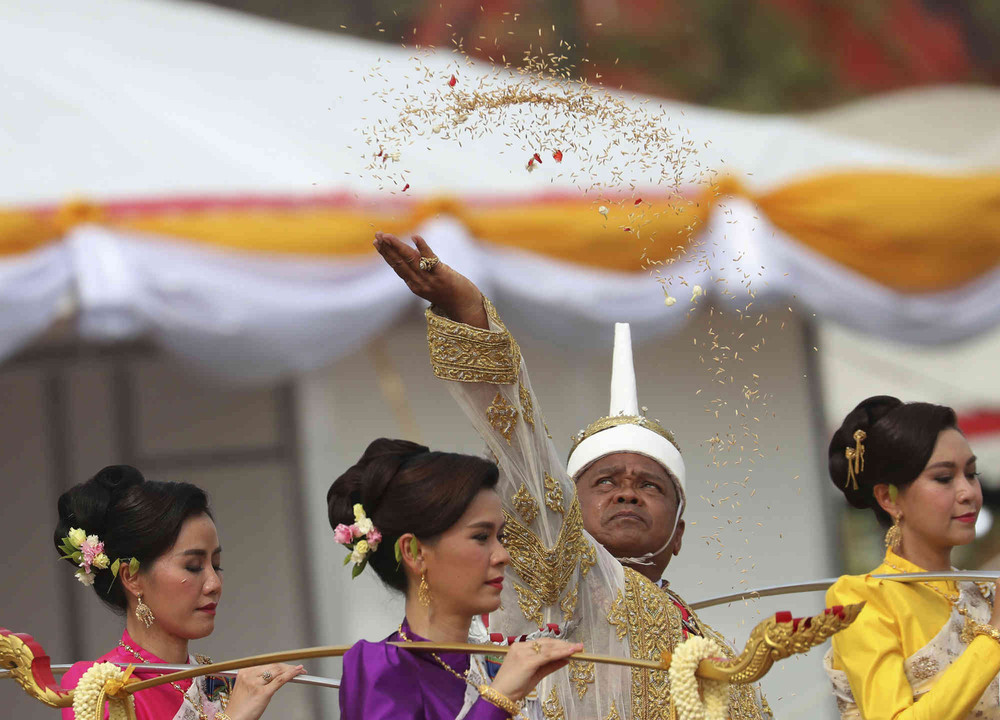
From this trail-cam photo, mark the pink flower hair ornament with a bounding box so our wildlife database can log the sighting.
[58,528,139,589]
[334,504,384,579]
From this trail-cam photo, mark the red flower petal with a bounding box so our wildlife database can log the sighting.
[624,227,632,232]
[533,152,543,164]
[527,158,534,166]
[402,183,410,192]
[552,150,563,162]
[448,75,457,87]
[634,198,642,205]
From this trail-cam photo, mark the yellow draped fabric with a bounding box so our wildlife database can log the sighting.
[827,549,1000,720]
[750,173,1000,293]
[1,171,999,293]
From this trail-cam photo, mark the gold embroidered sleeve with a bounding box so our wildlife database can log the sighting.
[425,298,521,384]
[607,569,684,720]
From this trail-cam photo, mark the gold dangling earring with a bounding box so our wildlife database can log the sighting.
[135,594,155,628]
[885,514,902,552]
[418,571,432,608]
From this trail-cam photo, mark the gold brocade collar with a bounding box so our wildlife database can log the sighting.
[877,548,959,593]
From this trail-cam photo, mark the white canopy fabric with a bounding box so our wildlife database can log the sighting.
[0,0,971,205]
[1,0,998,380]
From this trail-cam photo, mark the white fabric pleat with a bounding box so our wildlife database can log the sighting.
[1,202,998,380]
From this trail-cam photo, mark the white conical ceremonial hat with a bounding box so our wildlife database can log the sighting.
[566,323,685,494]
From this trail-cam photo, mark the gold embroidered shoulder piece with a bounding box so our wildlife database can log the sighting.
[502,493,594,623]
[425,298,521,384]
[664,587,769,720]
[607,568,684,720]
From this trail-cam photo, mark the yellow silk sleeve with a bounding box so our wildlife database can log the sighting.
[828,575,1000,720]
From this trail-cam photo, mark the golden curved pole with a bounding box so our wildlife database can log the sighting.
[4,602,863,708]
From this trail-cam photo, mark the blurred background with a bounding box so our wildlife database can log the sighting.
[2,1,1000,719]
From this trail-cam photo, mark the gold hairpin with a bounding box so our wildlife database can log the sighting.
[844,430,866,490]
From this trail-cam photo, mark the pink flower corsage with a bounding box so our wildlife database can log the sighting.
[336,504,381,579]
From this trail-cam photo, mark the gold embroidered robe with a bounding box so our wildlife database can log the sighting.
[425,299,769,720]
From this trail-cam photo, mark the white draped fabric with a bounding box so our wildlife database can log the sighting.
[4,199,999,381]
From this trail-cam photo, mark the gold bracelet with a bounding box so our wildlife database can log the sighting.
[477,684,521,717]
[974,624,1000,646]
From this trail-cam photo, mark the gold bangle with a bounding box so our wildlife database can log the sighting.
[477,684,521,717]
[974,624,1000,646]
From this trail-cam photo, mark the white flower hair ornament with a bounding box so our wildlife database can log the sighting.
[333,504,383,578]
[58,528,139,590]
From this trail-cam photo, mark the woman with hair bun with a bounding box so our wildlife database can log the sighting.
[329,438,583,720]
[824,396,1000,719]
[56,465,303,720]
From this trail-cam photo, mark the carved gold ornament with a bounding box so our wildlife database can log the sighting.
[486,392,519,445]
[568,659,596,698]
[693,603,865,685]
[542,686,566,720]
[519,382,535,430]
[513,583,545,626]
[544,472,565,514]
[560,582,579,623]
[512,483,540,524]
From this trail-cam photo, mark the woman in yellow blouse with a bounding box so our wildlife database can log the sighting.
[825,395,1000,720]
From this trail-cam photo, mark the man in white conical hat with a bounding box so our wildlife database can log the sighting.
[375,232,770,720]
[566,321,688,587]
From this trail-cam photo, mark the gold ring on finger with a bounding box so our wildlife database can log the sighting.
[261,670,274,684]
[531,641,542,654]
[419,256,440,272]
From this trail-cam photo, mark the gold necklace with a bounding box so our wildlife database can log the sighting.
[397,624,526,719]
[883,561,986,643]
[118,640,212,720]
[396,623,473,685]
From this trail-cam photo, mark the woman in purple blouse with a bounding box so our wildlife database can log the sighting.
[329,439,582,720]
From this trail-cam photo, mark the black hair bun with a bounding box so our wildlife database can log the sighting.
[327,439,428,530]
[92,464,145,495]
[56,465,146,540]
[828,396,902,508]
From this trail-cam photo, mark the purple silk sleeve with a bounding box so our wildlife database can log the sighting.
[339,640,509,720]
